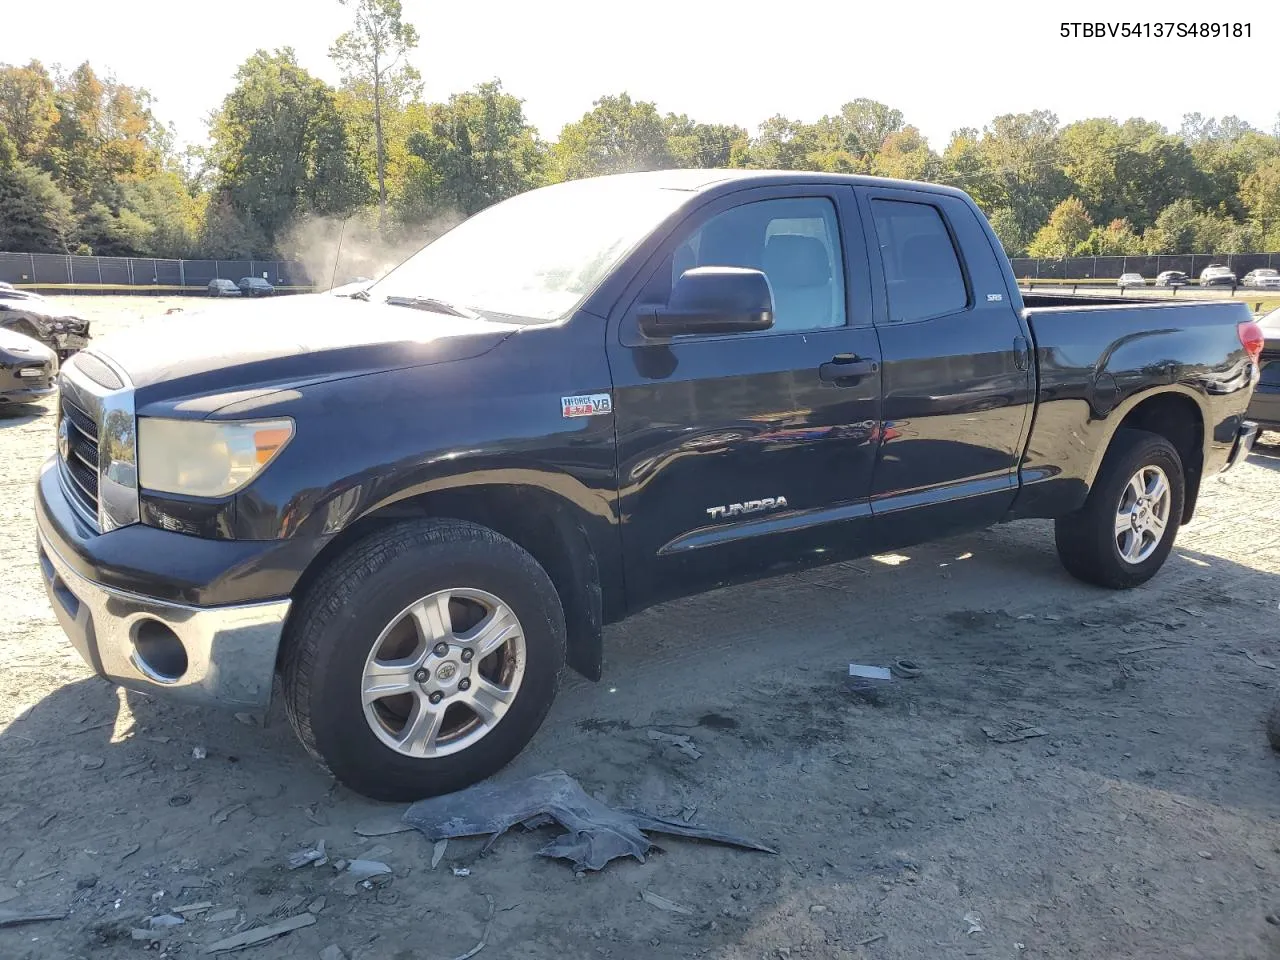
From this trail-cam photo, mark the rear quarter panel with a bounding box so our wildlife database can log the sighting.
[1011,300,1255,519]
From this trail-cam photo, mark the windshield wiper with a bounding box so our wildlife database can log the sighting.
[347,288,371,301]
[382,295,481,319]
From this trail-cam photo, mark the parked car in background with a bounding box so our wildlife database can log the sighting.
[1154,271,1190,287]
[1200,265,1237,287]
[208,279,241,297]
[0,282,47,303]
[1117,273,1146,288]
[238,277,275,297]
[0,325,57,406]
[0,297,90,360]
[1248,306,1280,436]
[1243,269,1280,290]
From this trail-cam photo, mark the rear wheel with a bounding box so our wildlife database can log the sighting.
[281,519,566,801]
[1055,428,1184,589]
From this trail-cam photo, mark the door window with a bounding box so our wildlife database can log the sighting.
[646,197,846,333]
[870,199,968,323]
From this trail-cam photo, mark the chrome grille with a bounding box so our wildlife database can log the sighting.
[58,392,100,523]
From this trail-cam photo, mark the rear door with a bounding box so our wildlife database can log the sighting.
[855,186,1034,549]
[607,184,883,610]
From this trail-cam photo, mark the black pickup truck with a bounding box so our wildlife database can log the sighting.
[34,170,1263,800]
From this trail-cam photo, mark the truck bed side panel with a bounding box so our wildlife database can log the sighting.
[1010,300,1255,520]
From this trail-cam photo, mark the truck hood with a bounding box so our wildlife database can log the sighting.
[86,294,520,411]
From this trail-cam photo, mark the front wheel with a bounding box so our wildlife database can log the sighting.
[1055,428,1184,589]
[281,519,566,801]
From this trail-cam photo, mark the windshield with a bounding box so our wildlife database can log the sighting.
[368,177,694,322]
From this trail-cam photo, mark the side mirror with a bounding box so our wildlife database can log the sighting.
[638,266,774,338]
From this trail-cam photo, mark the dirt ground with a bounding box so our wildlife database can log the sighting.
[3,296,1280,960]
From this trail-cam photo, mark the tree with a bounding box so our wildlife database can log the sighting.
[398,80,544,220]
[975,111,1070,238]
[987,208,1029,257]
[206,49,368,249]
[665,117,748,169]
[0,128,75,252]
[1239,156,1280,242]
[1027,196,1092,258]
[873,126,940,182]
[550,93,673,181]
[0,61,58,160]
[1141,199,1201,254]
[330,0,420,229]
[1078,218,1142,256]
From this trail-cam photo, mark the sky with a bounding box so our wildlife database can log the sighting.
[7,0,1277,151]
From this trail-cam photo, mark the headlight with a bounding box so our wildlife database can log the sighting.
[138,418,294,498]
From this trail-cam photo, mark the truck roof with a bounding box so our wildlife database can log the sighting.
[579,168,973,200]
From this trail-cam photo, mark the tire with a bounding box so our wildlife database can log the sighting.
[281,519,566,801]
[1055,428,1185,589]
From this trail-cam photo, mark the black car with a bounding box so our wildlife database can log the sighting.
[0,297,90,360]
[237,277,275,297]
[1200,265,1238,287]
[0,326,57,406]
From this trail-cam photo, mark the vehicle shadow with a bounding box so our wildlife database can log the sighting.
[0,400,53,428]
[1250,435,1280,471]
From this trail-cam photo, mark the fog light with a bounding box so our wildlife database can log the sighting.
[131,619,188,682]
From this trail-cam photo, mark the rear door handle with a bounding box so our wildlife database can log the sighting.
[819,353,879,384]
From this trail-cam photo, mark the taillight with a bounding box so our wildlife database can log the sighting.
[1238,321,1264,363]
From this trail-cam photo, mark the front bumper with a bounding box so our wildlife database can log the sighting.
[34,458,300,709]
[37,529,290,709]
[0,382,56,403]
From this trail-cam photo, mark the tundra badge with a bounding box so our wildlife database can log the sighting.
[561,393,612,418]
[706,497,788,520]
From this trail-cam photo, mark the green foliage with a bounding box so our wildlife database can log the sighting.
[550,93,673,181]
[1028,197,1092,258]
[206,49,369,246]
[397,80,544,220]
[0,128,76,252]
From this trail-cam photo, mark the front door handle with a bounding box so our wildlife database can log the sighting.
[819,353,879,385]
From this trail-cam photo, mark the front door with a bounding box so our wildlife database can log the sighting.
[606,185,884,611]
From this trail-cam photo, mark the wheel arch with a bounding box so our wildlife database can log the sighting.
[1088,387,1206,524]
[287,478,609,682]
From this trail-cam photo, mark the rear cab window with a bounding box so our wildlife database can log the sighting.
[869,199,969,323]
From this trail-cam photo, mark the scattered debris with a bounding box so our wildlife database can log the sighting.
[402,769,776,873]
[982,721,1048,744]
[452,867,471,878]
[119,843,141,862]
[856,933,886,946]
[165,307,184,315]
[79,755,104,770]
[38,813,57,829]
[848,664,892,680]
[287,840,326,870]
[213,803,247,825]
[132,928,168,942]
[353,816,414,838]
[119,760,153,779]
[647,730,702,760]
[357,844,393,862]
[307,897,326,915]
[1240,649,1278,670]
[0,908,66,928]
[192,746,208,761]
[346,860,391,881]
[431,839,448,870]
[641,890,693,915]
[449,894,495,960]
[320,946,348,960]
[1015,614,1036,621]
[149,913,186,928]
[963,912,984,935]
[169,794,192,807]
[890,658,922,679]
[204,913,315,953]
[69,720,113,736]
[76,874,99,890]
[206,909,239,924]
[234,713,256,727]
[175,902,214,916]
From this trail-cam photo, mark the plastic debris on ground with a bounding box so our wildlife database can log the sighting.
[203,913,315,953]
[848,664,892,680]
[346,860,391,881]
[0,908,66,928]
[982,720,1048,743]
[640,889,693,915]
[646,730,702,759]
[287,839,326,869]
[402,769,777,872]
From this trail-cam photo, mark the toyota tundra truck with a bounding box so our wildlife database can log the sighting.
[34,170,1263,800]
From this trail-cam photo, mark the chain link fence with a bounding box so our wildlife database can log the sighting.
[0,252,312,294]
[1010,253,1280,281]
